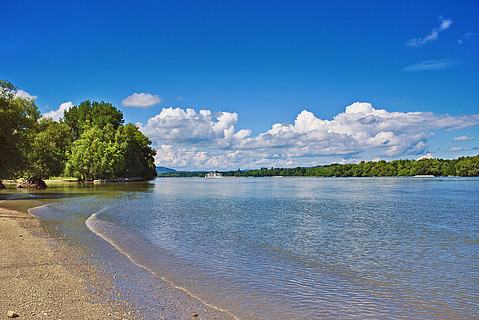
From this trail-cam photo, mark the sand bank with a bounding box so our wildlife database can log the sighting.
[0,206,136,319]
[0,203,234,319]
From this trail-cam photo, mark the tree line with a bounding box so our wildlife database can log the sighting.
[158,156,479,178]
[221,156,479,177]
[0,80,157,188]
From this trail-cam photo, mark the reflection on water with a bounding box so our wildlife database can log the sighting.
[6,178,478,319]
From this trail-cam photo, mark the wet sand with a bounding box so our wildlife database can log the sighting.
[0,206,131,319]
[0,200,234,319]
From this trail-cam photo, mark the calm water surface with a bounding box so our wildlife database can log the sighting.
[25,178,479,319]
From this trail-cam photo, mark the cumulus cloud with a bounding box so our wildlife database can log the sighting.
[417,153,433,160]
[140,103,479,170]
[122,93,162,107]
[138,107,251,146]
[335,159,360,165]
[15,90,37,100]
[453,135,474,141]
[404,58,459,72]
[406,16,453,47]
[42,101,74,121]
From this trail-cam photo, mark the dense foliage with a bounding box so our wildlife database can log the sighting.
[223,157,479,177]
[0,79,157,186]
[63,100,124,141]
[0,80,40,185]
[158,155,479,178]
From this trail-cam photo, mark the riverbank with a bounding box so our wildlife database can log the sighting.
[0,206,133,319]
[0,196,235,319]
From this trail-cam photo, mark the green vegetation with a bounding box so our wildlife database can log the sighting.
[0,79,156,188]
[0,80,40,186]
[158,156,479,178]
[222,157,479,177]
[158,171,208,178]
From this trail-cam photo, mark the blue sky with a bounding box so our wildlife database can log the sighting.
[2,0,479,170]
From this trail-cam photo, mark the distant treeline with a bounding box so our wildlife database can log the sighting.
[1,79,157,187]
[158,155,479,178]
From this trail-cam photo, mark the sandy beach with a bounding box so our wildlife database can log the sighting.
[0,206,137,319]
[0,198,234,320]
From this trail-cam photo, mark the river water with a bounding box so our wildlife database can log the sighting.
[24,177,479,319]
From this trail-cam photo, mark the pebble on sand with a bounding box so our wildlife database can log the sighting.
[7,310,19,318]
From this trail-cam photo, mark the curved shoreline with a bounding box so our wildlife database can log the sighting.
[1,192,235,319]
[86,212,238,320]
[0,205,133,319]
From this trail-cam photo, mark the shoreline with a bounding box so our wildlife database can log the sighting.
[0,205,133,319]
[0,196,235,319]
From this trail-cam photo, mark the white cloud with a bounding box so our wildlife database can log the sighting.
[449,147,469,152]
[406,141,428,155]
[453,135,474,141]
[122,93,162,107]
[15,90,37,100]
[439,17,453,31]
[417,153,433,160]
[138,107,251,146]
[406,16,453,47]
[404,58,459,72]
[333,159,360,165]
[42,101,73,121]
[140,103,479,170]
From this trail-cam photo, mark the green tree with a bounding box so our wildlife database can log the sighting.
[115,123,157,179]
[65,125,124,180]
[456,156,479,176]
[27,118,72,179]
[62,100,124,140]
[0,80,40,187]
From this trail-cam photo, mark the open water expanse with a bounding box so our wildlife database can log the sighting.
[19,177,479,318]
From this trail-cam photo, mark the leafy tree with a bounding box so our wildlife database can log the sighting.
[115,123,157,179]
[62,100,124,140]
[65,124,124,180]
[0,80,40,187]
[456,155,479,176]
[27,118,72,179]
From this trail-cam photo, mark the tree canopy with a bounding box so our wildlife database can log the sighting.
[28,118,72,179]
[158,155,479,178]
[62,100,124,140]
[65,124,124,180]
[0,80,40,185]
[64,110,157,181]
[0,79,157,187]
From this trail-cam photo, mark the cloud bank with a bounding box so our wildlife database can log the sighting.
[42,101,73,121]
[138,102,479,170]
[122,93,162,107]
[406,16,453,47]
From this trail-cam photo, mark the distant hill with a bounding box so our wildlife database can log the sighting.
[156,166,177,174]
